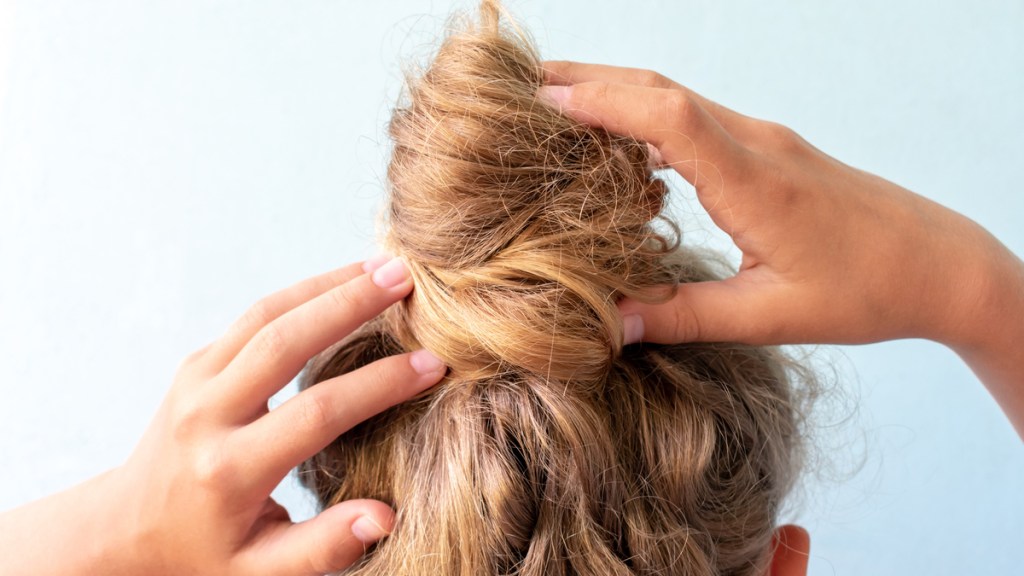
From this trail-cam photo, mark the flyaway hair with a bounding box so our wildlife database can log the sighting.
[299,2,816,574]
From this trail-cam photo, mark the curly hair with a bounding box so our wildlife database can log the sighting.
[299,2,816,574]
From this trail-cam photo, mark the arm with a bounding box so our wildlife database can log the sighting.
[539,61,1024,438]
[0,257,446,575]
[948,247,1024,437]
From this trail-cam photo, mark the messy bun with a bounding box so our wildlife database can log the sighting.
[384,2,676,386]
[300,2,815,574]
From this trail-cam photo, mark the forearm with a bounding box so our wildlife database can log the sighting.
[0,470,131,576]
[945,241,1024,439]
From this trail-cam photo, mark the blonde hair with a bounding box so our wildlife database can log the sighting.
[300,2,815,574]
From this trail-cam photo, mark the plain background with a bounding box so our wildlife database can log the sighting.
[1,1,1021,574]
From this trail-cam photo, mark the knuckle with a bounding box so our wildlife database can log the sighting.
[758,157,802,209]
[577,81,598,111]
[241,297,277,332]
[327,283,363,312]
[662,90,699,129]
[758,121,804,153]
[368,357,404,394]
[191,442,236,489]
[252,322,289,359]
[673,303,702,343]
[635,69,672,89]
[576,81,608,108]
[169,394,210,442]
[339,357,410,409]
[296,389,335,433]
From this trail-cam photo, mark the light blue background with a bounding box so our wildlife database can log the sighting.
[1,1,1021,574]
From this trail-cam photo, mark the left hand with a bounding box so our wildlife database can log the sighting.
[0,257,447,576]
[112,257,446,575]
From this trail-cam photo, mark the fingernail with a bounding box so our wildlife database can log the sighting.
[371,257,410,289]
[537,85,571,109]
[362,253,392,274]
[351,515,388,544]
[623,314,645,345]
[409,348,446,375]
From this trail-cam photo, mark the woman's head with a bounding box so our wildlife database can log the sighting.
[300,2,815,574]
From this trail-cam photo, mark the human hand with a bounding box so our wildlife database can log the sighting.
[65,258,445,575]
[540,61,1021,353]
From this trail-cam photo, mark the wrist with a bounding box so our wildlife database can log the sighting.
[86,467,150,575]
[937,238,1024,356]
[938,241,1024,437]
[0,468,137,576]
[64,468,143,576]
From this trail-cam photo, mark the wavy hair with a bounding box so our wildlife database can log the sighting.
[299,2,816,574]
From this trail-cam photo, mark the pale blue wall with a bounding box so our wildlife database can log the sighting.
[1,2,1021,574]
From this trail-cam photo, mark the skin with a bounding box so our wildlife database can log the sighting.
[1,62,1020,575]
[0,256,448,576]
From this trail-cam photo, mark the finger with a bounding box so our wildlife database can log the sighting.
[537,81,740,184]
[770,524,811,576]
[538,81,752,233]
[213,257,415,420]
[542,60,756,136]
[247,499,395,576]
[234,349,446,495]
[619,277,791,345]
[202,257,391,374]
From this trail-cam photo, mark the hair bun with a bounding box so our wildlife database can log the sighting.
[383,3,677,385]
[301,6,812,574]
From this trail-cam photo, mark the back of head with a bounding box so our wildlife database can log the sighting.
[300,2,812,574]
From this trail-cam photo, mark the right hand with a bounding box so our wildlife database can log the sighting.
[540,61,1024,438]
[540,61,1023,352]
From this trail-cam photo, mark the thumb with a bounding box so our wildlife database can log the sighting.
[620,279,780,345]
[261,499,395,576]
